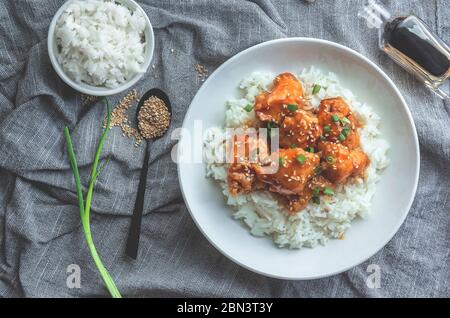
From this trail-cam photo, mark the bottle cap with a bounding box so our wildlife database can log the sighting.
[358,0,391,29]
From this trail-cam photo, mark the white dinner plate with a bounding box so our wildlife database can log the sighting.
[177,38,420,280]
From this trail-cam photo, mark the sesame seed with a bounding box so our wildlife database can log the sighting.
[195,63,209,78]
[103,90,144,146]
[138,96,171,139]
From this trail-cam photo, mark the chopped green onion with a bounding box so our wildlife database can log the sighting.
[279,157,285,166]
[312,84,321,95]
[326,155,334,164]
[341,117,351,125]
[287,104,298,112]
[314,166,323,174]
[290,144,297,149]
[313,187,321,196]
[338,134,346,142]
[296,154,306,164]
[331,114,340,122]
[342,126,351,137]
[312,196,320,204]
[243,104,253,112]
[306,146,315,153]
[323,125,331,133]
[324,187,335,196]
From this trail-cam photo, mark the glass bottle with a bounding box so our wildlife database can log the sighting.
[359,0,450,99]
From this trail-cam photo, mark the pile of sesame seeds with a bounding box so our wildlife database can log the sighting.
[195,63,208,82]
[137,96,171,139]
[102,90,171,147]
[104,89,143,146]
[81,94,98,107]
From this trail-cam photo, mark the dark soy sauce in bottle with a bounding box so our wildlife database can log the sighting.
[359,1,450,99]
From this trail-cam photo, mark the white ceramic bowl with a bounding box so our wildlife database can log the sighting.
[178,38,420,280]
[47,0,154,96]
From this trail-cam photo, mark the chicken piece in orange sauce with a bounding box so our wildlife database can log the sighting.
[254,73,305,124]
[319,141,369,184]
[350,148,370,178]
[284,175,335,213]
[228,163,256,196]
[227,134,269,196]
[255,148,320,196]
[318,97,360,150]
[279,109,322,149]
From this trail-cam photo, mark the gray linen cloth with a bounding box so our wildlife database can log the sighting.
[0,0,449,298]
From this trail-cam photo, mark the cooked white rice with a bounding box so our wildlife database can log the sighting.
[55,0,147,88]
[204,67,390,249]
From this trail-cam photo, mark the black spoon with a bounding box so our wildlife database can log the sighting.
[125,88,172,259]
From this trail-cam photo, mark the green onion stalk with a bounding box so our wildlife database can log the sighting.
[63,97,121,298]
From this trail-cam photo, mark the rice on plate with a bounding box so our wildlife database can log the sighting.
[204,67,390,249]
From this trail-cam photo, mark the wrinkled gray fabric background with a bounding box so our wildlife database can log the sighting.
[0,0,449,298]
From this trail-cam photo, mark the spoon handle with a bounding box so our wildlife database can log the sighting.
[125,142,150,259]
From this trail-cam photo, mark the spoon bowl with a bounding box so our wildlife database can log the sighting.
[135,88,172,135]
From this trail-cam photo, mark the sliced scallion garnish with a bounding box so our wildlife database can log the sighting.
[287,104,298,112]
[342,126,351,137]
[324,187,335,196]
[244,104,253,112]
[313,187,321,196]
[312,84,321,95]
[296,154,306,164]
[341,117,351,125]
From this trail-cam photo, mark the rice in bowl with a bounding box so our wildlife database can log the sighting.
[55,0,147,88]
[204,67,390,249]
